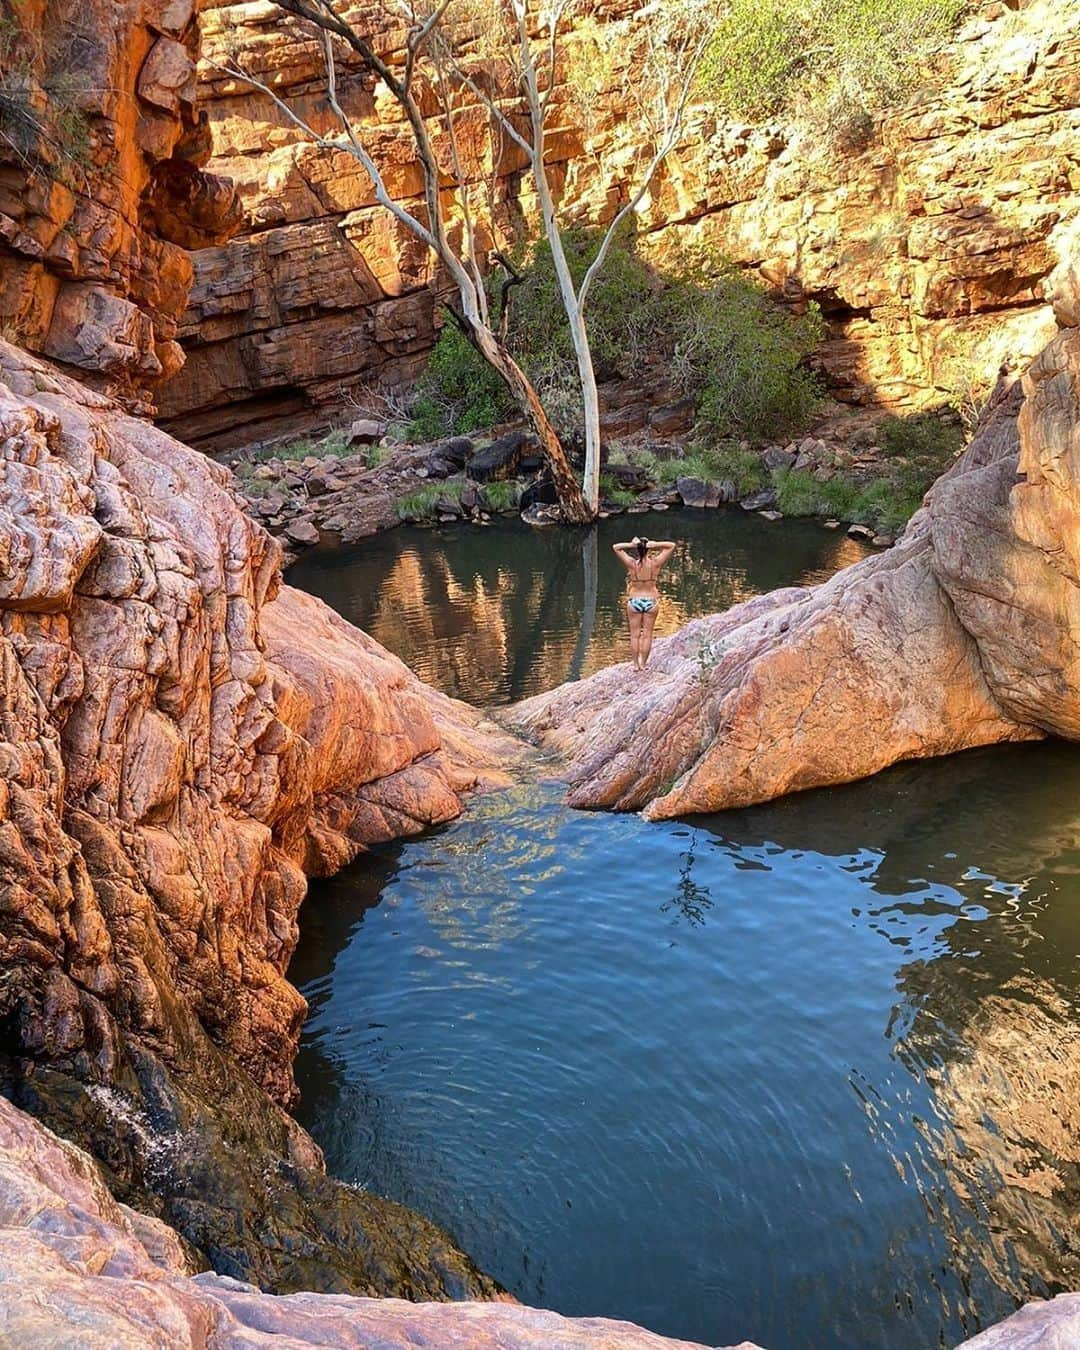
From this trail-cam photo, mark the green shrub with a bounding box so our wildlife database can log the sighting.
[700,0,968,147]
[598,473,637,508]
[409,231,825,449]
[408,325,513,439]
[849,478,921,532]
[666,265,826,443]
[696,444,768,495]
[481,480,521,513]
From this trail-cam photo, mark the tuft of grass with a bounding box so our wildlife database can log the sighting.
[396,477,467,521]
[481,480,521,513]
[697,444,767,495]
[598,472,637,507]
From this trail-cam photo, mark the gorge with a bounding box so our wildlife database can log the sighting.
[2,0,1080,1345]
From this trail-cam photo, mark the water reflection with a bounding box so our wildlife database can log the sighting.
[287,511,869,705]
[660,837,714,927]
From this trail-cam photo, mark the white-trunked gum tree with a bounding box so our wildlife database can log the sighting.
[218,0,714,520]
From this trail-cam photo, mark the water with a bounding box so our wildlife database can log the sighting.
[288,512,1080,1349]
[287,511,870,705]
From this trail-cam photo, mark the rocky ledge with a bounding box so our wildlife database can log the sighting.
[3,1085,1076,1347]
[231,412,928,560]
[506,304,1080,816]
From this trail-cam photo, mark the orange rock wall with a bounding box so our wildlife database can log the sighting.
[0,0,238,410]
[154,0,1080,449]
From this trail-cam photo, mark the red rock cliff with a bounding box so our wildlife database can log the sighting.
[155,0,1080,449]
[0,337,513,1109]
[0,0,238,409]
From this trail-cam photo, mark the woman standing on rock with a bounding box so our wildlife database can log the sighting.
[613,535,676,671]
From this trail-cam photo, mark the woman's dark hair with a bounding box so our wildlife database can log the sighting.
[635,537,649,562]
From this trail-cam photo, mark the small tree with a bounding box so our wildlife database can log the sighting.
[219,0,713,521]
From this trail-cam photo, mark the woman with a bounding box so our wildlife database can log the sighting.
[612,534,676,671]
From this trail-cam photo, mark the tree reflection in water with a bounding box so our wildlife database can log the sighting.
[660,836,714,927]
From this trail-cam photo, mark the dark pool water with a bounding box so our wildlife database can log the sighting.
[288,513,1080,1350]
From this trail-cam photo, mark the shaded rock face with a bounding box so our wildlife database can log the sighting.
[0,1092,758,1348]
[0,336,516,1290]
[507,315,1080,816]
[155,0,1080,449]
[0,0,239,408]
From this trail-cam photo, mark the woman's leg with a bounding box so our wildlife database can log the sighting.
[626,603,643,668]
[639,605,659,668]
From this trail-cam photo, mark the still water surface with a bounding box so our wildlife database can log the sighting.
[289,513,1080,1349]
[287,511,870,704]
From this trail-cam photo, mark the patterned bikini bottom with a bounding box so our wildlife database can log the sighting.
[628,596,658,614]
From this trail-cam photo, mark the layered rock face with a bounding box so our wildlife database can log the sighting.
[0,0,238,407]
[156,0,1080,450]
[0,336,516,1290]
[506,290,1080,816]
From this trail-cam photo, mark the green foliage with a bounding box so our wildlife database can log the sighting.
[697,444,768,494]
[771,412,962,530]
[667,265,826,444]
[598,473,637,508]
[700,0,968,147]
[409,325,513,440]
[396,477,468,521]
[773,468,859,519]
[480,480,521,513]
[411,230,824,449]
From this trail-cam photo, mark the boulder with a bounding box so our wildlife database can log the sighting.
[347,418,386,445]
[505,349,1080,819]
[762,445,796,471]
[609,462,651,490]
[676,476,721,508]
[739,488,779,511]
[467,429,536,482]
[434,436,473,468]
[284,518,320,546]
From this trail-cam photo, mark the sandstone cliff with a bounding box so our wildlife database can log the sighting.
[155,0,1080,450]
[505,278,1080,815]
[0,0,239,407]
[0,335,518,1292]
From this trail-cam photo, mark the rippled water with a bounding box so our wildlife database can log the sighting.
[289,514,1080,1349]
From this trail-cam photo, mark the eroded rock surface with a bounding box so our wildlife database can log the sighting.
[0,0,239,407]
[0,336,518,1291]
[507,319,1080,816]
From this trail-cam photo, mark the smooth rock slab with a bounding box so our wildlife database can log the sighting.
[507,347,1080,817]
